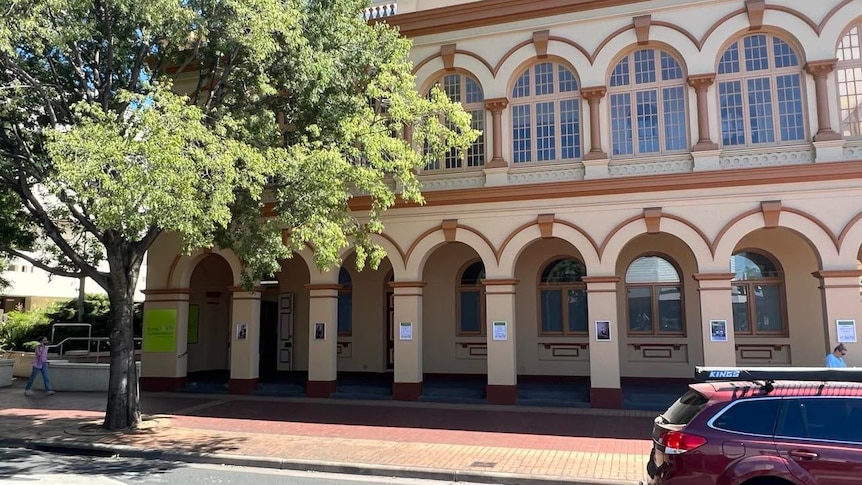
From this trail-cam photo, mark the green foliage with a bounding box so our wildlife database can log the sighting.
[0,308,51,351]
[45,294,143,338]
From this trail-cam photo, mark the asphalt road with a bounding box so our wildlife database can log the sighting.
[0,447,496,485]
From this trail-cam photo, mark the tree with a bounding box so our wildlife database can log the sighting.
[0,0,477,429]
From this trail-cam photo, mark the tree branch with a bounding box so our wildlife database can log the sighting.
[0,53,60,126]
[0,248,89,279]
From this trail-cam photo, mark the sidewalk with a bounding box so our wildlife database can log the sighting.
[0,380,654,485]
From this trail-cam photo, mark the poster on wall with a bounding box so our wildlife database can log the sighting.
[837,320,857,343]
[143,309,177,352]
[187,304,199,344]
[314,322,325,340]
[399,322,413,341]
[236,323,248,340]
[492,321,508,341]
[595,320,611,341]
[710,320,728,342]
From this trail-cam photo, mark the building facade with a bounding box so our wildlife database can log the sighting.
[141,0,862,408]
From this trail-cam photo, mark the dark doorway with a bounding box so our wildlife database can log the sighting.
[386,291,394,370]
[259,300,279,381]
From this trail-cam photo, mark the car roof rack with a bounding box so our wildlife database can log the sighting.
[695,366,862,383]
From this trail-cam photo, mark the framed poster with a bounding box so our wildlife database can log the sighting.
[595,320,611,341]
[236,323,248,340]
[143,309,177,352]
[187,304,199,344]
[710,320,728,342]
[492,321,508,341]
[837,320,857,343]
[399,322,412,341]
[314,322,326,340]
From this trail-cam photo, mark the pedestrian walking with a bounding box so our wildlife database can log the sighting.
[24,336,54,395]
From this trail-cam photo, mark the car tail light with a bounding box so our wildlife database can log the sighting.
[661,430,707,454]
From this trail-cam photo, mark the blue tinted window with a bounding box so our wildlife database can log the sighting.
[611,93,633,155]
[636,90,659,153]
[719,81,745,146]
[610,56,630,87]
[718,43,740,74]
[634,49,657,84]
[337,293,352,333]
[540,290,563,332]
[459,291,481,333]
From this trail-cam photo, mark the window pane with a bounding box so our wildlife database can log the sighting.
[776,74,804,141]
[780,398,862,443]
[611,93,633,155]
[560,99,581,159]
[718,42,740,75]
[467,109,485,167]
[443,74,461,102]
[337,293,352,333]
[747,77,775,144]
[660,51,683,81]
[512,104,532,163]
[610,57,630,87]
[713,400,779,435]
[663,86,687,151]
[536,101,556,161]
[542,259,586,283]
[744,34,769,71]
[634,49,657,84]
[568,289,588,332]
[732,284,750,332]
[513,70,530,98]
[658,286,683,333]
[461,262,485,284]
[541,289,563,332]
[731,252,780,280]
[755,284,782,332]
[535,62,554,96]
[636,90,660,153]
[719,81,745,146]
[627,287,653,332]
[626,256,680,283]
[772,37,799,68]
[460,291,481,333]
[559,65,579,92]
[465,77,483,103]
[838,66,862,137]
[838,26,861,62]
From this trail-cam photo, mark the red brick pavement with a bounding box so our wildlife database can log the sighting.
[0,384,654,484]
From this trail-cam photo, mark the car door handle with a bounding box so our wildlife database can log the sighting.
[789,450,819,460]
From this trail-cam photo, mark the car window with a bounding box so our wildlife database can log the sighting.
[663,389,709,425]
[712,399,779,436]
[777,398,862,443]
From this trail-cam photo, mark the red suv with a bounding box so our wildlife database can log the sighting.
[646,367,862,484]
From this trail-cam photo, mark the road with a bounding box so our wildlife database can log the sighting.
[0,447,495,485]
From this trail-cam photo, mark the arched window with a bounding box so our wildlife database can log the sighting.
[717,33,806,147]
[730,251,785,336]
[425,72,485,170]
[539,258,588,335]
[625,255,684,335]
[458,261,485,335]
[608,48,688,156]
[511,61,582,163]
[838,20,862,137]
[337,267,352,335]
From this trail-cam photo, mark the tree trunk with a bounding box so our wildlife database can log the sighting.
[103,244,143,430]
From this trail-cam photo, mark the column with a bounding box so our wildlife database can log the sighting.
[483,278,518,405]
[483,97,510,186]
[813,270,862,366]
[805,60,844,162]
[693,273,737,366]
[306,284,339,397]
[687,74,722,171]
[582,276,621,409]
[581,87,609,179]
[229,287,261,394]
[140,289,191,391]
[391,282,425,400]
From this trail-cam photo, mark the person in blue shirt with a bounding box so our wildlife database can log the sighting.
[825,343,848,368]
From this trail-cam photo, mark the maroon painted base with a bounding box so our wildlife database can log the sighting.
[306,379,337,398]
[392,382,423,401]
[486,384,518,405]
[140,376,187,392]
[228,378,259,394]
[590,387,622,409]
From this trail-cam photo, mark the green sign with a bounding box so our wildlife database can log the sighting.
[188,304,199,344]
[143,309,177,352]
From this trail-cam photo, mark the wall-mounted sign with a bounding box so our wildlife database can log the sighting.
[710,320,728,342]
[492,321,508,341]
[837,320,857,343]
[314,322,326,340]
[595,320,611,341]
[399,322,412,341]
[143,309,177,352]
[236,322,248,340]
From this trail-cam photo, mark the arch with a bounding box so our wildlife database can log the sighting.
[834,15,862,139]
[498,220,600,276]
[821,2,862,48]
[404,223,497,280]
[837,211,862,260]
[335,233,407,278]
[702,21,811,71]
[713,210,836,269]
[168,247,243,288]
[413,50,494,86]
[599,215,713,273]
[602,41,690,83]
[505,54,582,97]
[593,36,694,83]
[494,42,587,85]
[415,65,493,99]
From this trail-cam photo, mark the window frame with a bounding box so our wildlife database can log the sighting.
[624,253,686,337]
[337,267,353,336]
[715,33,809,148]
[456,260,486,337]
[730,249,788,337]
[423,70,486,172]
[837,20,862,138]
[536,257,589,336]
[509,58,583,164]
[606,47,690,157]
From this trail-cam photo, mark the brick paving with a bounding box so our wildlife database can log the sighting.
[0,382,654,484]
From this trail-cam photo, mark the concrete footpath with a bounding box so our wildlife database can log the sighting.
[0,381,654,485]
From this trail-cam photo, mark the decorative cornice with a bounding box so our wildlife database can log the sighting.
[582,276,621,284]
[581,86,607,101]
[687,74,716,90]
[533,30,550,58]
[761,200,782,229]
[692,273,736,281]
[484,97,509,112]
[389,281,427,288]
[633,15,651,45]
[481,278,519,286]
[805,59,838,78]
[812,270,862,279]
[440,44,456,71]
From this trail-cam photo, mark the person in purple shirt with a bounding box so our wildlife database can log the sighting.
[825,343,848,368]
[24,336,54,396]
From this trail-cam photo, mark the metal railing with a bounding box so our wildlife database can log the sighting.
[50,336,143,363]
